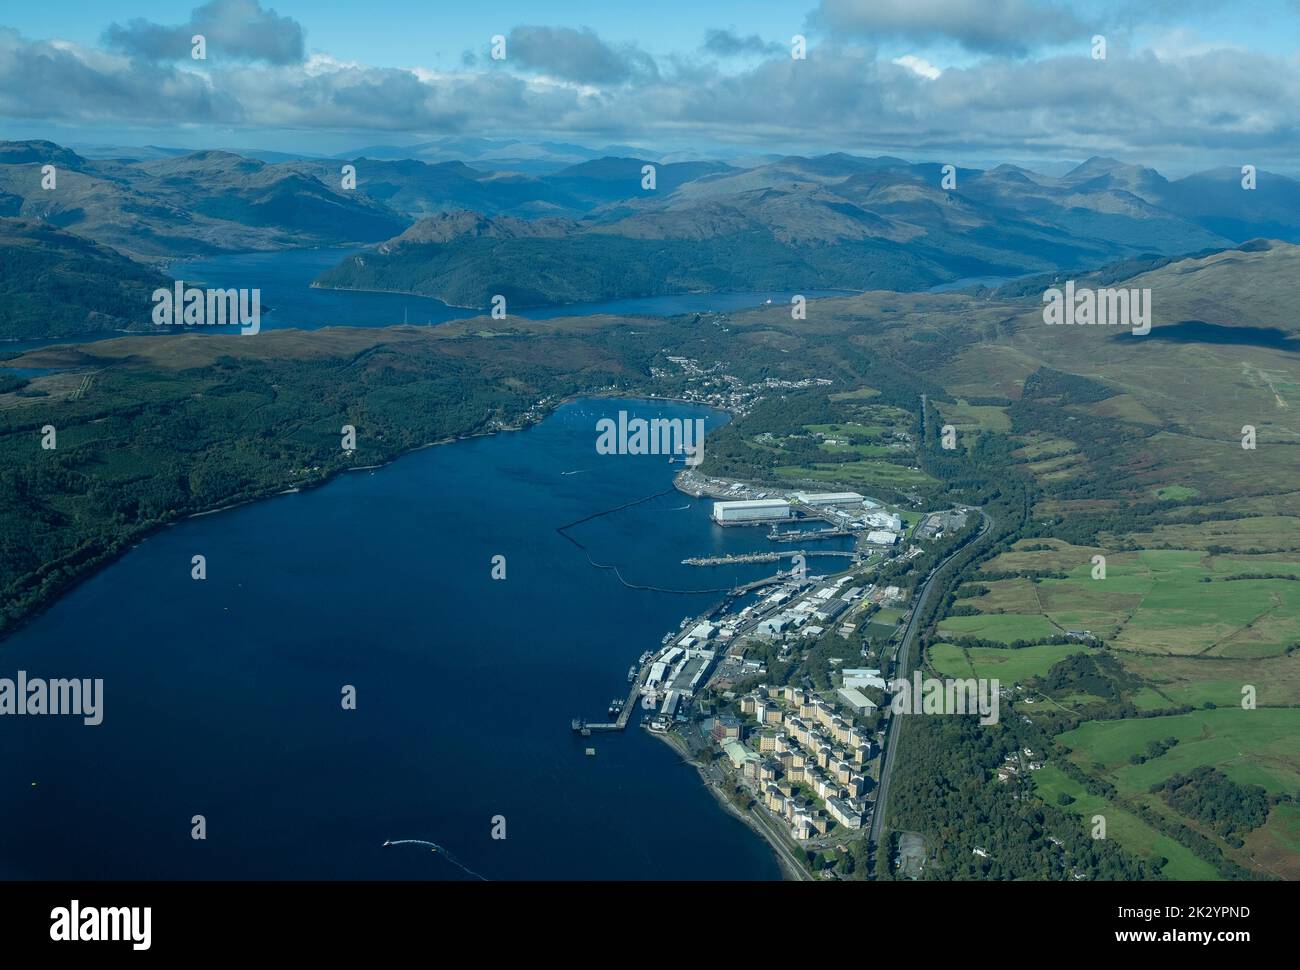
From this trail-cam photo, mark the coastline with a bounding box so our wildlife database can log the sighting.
[0,390,730,642]
[648,728,809,882]
[3,379,792,878]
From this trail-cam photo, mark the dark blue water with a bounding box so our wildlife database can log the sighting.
[0,398,819,880]
[0,245,851,355]
[173,248,850,329]
[1113,319,1299,351]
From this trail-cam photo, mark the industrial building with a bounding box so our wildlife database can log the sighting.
[793,491,865,508]
[712,498,792,524]
[837,686,879,714]
[866,511,903,531]
[843,668,888,691]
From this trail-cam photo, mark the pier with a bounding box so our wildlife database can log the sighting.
[767,527,854,543]
[572,678,642,734]
[682,550,856,566]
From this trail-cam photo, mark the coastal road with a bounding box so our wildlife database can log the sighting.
[746,802,814,881]
[868,508,993,848]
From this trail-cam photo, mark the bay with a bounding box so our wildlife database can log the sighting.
[0,397,814,880]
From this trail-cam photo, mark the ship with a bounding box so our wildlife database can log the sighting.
[627,665,637,683]
[608,698,624,717]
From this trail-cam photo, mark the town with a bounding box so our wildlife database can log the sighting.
[573,477,974,874]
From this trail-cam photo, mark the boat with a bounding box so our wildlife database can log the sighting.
[608,698,624,717]
[627,665,637,683]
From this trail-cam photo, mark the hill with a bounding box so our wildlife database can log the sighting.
[0,218,170,339]
[314,152,1300,308]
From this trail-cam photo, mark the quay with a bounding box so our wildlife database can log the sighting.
[682,550,856,566]
[767,527,854,543]
[572,678,642,734]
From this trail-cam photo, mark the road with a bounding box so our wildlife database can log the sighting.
[746,802,814,881]
[868,508,993,847]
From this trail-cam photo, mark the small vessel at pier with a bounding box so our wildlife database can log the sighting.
[627,665,637,683]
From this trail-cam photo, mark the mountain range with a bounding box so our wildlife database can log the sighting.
[5,138,1300,321]
[315,152,1300,307]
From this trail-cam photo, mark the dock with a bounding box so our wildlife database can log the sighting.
[682,550,856,566]
[572,678,642,734]
[767,527,854,543]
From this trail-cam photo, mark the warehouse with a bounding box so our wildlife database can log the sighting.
[793,491,865,508]
[712,498,792,524]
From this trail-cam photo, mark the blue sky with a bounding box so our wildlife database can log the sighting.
[2,0,1299,172]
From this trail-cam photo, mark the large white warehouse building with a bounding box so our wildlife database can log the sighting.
[794,491,865,508]
[712,499,792,524]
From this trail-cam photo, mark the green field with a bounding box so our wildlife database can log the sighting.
[1120,652,1300,708]
[776,459,935,489]
[936,612,1060,644]
[963,548,1300,657]
[1060,708,1300,796]
[935,399,1012,433]
[1031,765,1221,880]
[929,641,1093,683]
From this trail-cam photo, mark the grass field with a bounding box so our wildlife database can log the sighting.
[935,399,1012,433]
[1057,708,1300,877]
[776,460,935,490]
[966,546,1300,657]
[1243,802,1300,879]
[1061,707,1300,795]
[1031,765,1221,880]
[1120,652,1300,708]
[936,612,1060,643]
[929,641,1092,683]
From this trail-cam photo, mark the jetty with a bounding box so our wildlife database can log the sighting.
[767,527,854,543]
[682,550,856,566]
[572,678,642,734]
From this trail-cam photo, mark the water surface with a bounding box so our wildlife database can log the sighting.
[0,398,814,880]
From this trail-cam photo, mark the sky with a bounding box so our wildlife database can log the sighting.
[2,0,1299,173]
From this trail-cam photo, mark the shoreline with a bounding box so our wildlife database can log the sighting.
[2,381,792,878]
[0,392,731,642]
[649,728,809,882]
[311,282,867,315]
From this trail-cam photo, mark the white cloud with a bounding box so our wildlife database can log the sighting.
[893,54,942,79]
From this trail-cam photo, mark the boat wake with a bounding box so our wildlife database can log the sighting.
[383,840,488,880]
[561,469,589,476]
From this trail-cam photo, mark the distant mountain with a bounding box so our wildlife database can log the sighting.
[287,154,735,220]
[0,218,170,339]
[0,141,409,261]
[7,138,1300,311]
[317,149,1300,308]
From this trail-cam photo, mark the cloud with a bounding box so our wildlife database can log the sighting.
[812,0,1086,55]
[0,28,243,123]
[504,26,657,84]
[702,29,784,58]
[893,54,942,79]
[103,0,305,64]
[2,22,1299,170]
